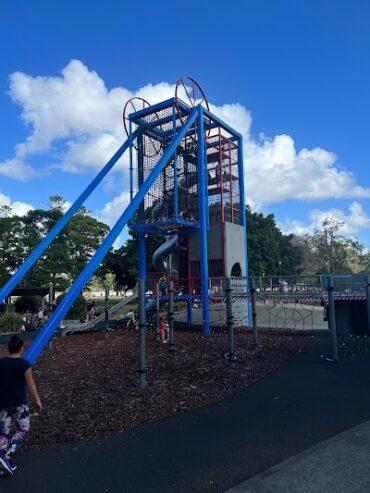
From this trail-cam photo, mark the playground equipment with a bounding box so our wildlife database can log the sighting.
[125,77,248,322]
[0,77,248,364]
[60,285,139,334]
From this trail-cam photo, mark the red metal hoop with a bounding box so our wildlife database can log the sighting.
[175,77,210,141]
[123,97,162,157]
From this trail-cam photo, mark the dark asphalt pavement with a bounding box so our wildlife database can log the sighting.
[3,334,370,493]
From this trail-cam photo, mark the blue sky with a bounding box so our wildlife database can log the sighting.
[1,0,370,244]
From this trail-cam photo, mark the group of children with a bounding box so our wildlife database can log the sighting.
[124,310,169,343]
[20,308,46,332]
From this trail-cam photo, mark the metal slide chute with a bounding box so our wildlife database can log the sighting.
[61,284,139,334]
[152,236,178,272]
[24,107,198,364]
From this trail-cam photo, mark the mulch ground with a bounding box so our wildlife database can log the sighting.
[1,327,306,449]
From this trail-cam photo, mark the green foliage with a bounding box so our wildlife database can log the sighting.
[1,192,370,288]
[56,294,87,320]
[246,206,303,276]
[14,296,42,314]
[102,228,164,292]
[0,312,23,333]
[0,195,110,291]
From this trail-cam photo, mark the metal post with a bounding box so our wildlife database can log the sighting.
[138,231,146,388]
[138,278,146,390]
[167,280,175,352]
[197,106,210,335]
[250,279,259,346]
[366,276,370,337]
[186,298,193,326]
[104,285,109,337]
[155,282,160,342]
[48,282,54,315]
[226,278,236,368]
[48,283,54,350]
[327,276,339,362]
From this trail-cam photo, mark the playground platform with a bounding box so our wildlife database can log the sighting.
[2,335,370,492]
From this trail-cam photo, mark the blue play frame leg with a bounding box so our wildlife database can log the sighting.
[197,107,210,335]
[25,108,198,364]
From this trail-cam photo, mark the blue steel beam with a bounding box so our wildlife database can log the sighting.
[172,103,179,219]
[157,104,241,141]
[25,108,198,364]
[0,132,137,305]
[129,97,188,121]
[131,97,240,142]
[197,106,210,335]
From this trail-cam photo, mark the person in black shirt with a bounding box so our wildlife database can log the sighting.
[0,335,42,476]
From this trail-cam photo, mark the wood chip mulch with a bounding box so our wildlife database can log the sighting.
[0,327,306,449]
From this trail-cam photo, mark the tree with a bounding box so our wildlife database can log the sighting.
[66,209,110,281]
[0,212,28,283]
[246,206,303,276]
[296,218,368,275]
[0,195,110,291]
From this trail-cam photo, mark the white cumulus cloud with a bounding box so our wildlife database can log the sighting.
[96,191,131,227]
[0,190,34,216]
[280,202,370,238]
[2,59,370,227]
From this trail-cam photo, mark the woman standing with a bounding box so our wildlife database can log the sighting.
[0,335,43,476]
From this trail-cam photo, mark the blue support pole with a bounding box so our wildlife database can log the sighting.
[129,120,134,202]
[172,103,179,219]
[197,106,210,335]
[238,135,250,325]
[0,133,137,305]
[25,108,198,364]
[205,142,210,231]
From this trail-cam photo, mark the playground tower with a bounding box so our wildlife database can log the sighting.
[125,78,248,332]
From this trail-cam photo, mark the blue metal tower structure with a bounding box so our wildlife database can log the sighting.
[0,78,247,364]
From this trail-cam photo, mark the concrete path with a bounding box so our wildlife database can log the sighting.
[2,334,370,492]
[227,420,370,492]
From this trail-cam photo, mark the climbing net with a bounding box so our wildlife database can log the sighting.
[258,296,326,332]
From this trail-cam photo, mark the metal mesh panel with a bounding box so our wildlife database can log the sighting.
[132,104,200,226]
[129,101,242,230]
